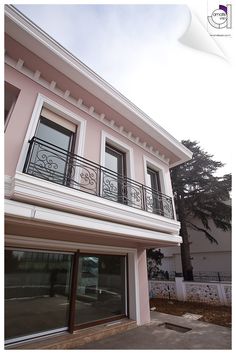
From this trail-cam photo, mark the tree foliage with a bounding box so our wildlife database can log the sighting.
[170,140,231,280]
[146,248,164,279]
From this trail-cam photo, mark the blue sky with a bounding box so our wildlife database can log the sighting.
[13,4,232,175]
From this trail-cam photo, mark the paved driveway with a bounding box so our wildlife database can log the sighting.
[78,312,231,350]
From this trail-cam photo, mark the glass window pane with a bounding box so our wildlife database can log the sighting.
[5,249,73,341]
[105,151,119,173]
[104,146,126,203]
[36,118,72,151]
[75,254,126,326]
[28,118,75,185]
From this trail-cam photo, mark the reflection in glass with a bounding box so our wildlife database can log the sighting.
[76,254,126,325]
[104,145,126,203]
[146,167,163,214]
[5,250,73,341]
[30,117,75,185]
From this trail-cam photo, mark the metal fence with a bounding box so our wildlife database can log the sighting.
[23,137,174,219]
[151,271,231,283]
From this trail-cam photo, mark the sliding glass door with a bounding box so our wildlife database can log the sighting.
[5,249,128,343]
[5,249,73,342]
[75,254,127,327]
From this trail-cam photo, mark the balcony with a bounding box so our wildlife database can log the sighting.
[23,137,174,219]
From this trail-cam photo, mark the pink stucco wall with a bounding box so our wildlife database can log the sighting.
[5,35,178,177]
[5,60,171,187]
[5,63,146,182]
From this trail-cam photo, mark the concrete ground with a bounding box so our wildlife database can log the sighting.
[78,311,231,350]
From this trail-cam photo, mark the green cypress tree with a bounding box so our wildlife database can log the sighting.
[170,140,231,281]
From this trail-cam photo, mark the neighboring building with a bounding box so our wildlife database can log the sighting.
[160,217,231,280]
[4,5,192,347]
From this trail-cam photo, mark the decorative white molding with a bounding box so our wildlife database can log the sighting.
[63,90,70,99]
[143,155,167,193]
[5,6,193,168]
[16,58,24,69]
[5,53,171,165]
[15,93,87,172]
[100,113,105,121]
[33,70,41,80]
[127,132,132,139]
[88,106,94,114]
[50,80,56,90]
[100,130,135,181]
[5,234,136,255]
[4,175,14,198]
[77,98,83,107]
[8,172,181,238]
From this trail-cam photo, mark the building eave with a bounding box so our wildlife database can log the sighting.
[5,5,192,166]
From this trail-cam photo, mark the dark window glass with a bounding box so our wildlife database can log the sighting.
[5,249,73,341]
[146,167,163,214]
[27,117,75,185]
[103,145,126,203]
[147,167,161,192]
[75,254,126,326]
[36,117,73,152]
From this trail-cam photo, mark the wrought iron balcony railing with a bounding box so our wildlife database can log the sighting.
[23,137,174,219]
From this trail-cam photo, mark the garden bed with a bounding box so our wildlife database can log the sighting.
[150,298,231,328]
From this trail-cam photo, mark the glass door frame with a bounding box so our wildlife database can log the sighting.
[5,247,74,345]
[69,251,129,333]
[5,248,129,343]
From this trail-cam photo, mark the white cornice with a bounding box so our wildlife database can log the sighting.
[4,5,192,166]
[9,172,180,235]
[5,199,182,246]
[5,55,169,165]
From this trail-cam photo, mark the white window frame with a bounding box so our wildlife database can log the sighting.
[100,131,136,206]
[143,154,176,219]
[143,155,166,193]
[16,93,87,173]
[100,131,135,180]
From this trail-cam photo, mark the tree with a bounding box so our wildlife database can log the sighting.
[170,140,231,281]
[146,248,164,279]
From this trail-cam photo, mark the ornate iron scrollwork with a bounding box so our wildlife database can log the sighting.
[23,137,174,219]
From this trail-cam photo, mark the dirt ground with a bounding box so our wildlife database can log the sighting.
[150,298,231,328]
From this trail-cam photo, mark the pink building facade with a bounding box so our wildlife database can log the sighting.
[4,5,192,347]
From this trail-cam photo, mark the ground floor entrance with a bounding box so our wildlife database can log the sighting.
[5,248,128,344]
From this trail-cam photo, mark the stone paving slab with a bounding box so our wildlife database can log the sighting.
[182,312,203,320]
[78,312,231,350]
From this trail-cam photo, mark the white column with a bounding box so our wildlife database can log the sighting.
[175,277,186,301]
[217,283,228,305]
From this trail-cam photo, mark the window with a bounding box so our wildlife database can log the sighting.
[25,108,77,186]
[5,248,128,343]
[146,166,163,215]
[147,167,161,192]
[105,144,126,177]
[5,249,73,341]
[75,254,127,327]
[4,82,20,131]
[103,144,127,203]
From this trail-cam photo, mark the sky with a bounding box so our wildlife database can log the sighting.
[12,2,234,176]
